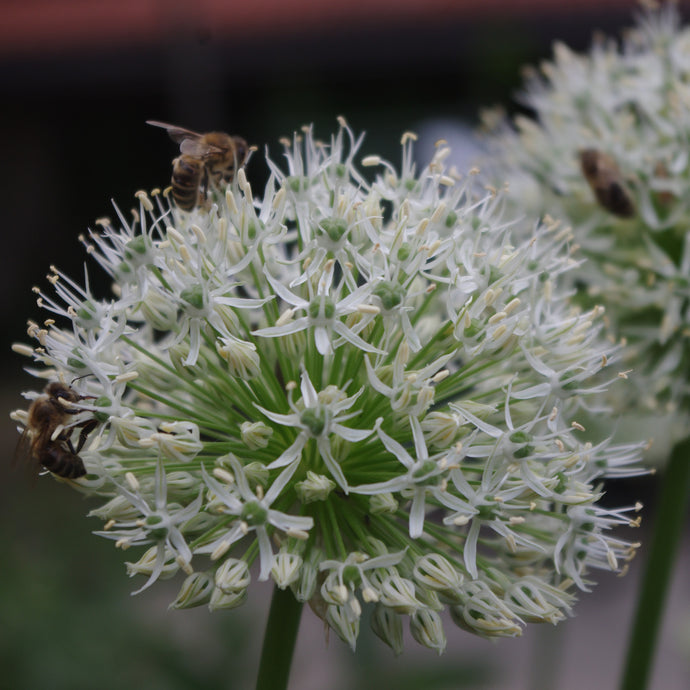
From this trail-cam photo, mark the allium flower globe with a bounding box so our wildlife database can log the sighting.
[481,2,690,458]
[12,119,644,653]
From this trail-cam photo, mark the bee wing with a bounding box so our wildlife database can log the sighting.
[147,120,227,159]
[147,120,204,146]
[12,426,31,469]
[179,139,226,158]
[12,426,42,480]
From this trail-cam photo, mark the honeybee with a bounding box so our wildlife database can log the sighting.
[579,148,636,218]
[147,120,249,210]
[15,382,98,479]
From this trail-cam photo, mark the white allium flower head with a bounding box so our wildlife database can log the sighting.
[481,1,690,459]
[12,118,644,652]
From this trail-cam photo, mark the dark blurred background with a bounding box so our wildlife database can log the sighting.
[2,1,689,688]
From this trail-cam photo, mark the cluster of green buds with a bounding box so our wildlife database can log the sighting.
[12,118,643,653]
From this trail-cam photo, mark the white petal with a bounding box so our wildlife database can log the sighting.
[252,316,310,339]
[300,370,319,407]
[463,520,480,579]
[520,344,555,378]
[364,356,393,396]
[510,383,552,400]
[264,269,308,308]
[131,545,167,595]
[267,508,314,533]
[318,438,349,492]
[254,404,300,427]
[267,434,308,469]
[409,488,426,538]
[314,326,333,355]
[183,321,202,366]
[333,321,385,354]
[376,424,415,469]
[265,459,301,504]
[450,404,502,438]
[410,416,428,462]
[331,423,373,442]
[257,529,274,581]
[350,476,410,495]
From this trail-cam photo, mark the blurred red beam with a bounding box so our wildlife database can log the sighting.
[1,0,636,56]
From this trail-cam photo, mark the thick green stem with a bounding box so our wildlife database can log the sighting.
[619,436,690,690]
[256,586,304,690]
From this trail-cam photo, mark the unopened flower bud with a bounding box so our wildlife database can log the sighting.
[378,575,420,615]
[240,421,273,450]
[326,604,360,651]
[272,550,303,590]
[421,411,462,447]
[450,582,523,638]
[126,546,178,580]
[170,571,214,609]
[413,553,464,601]
[295,471,336,503]
[209,586,248,611]
[369,493,398,514]
[410,609,447,654]
[292,548,323,603]
[214,558,251,594]
[370,603,404,655]
[216,335,261,379]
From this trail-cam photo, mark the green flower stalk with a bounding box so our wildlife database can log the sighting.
[481,1,690,460]
[12,119,644,658]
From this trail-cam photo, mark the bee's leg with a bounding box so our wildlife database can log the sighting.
[200,168,210,205]
[74,418,98,453]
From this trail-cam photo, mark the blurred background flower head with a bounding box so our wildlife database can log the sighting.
[481,1,690,461]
